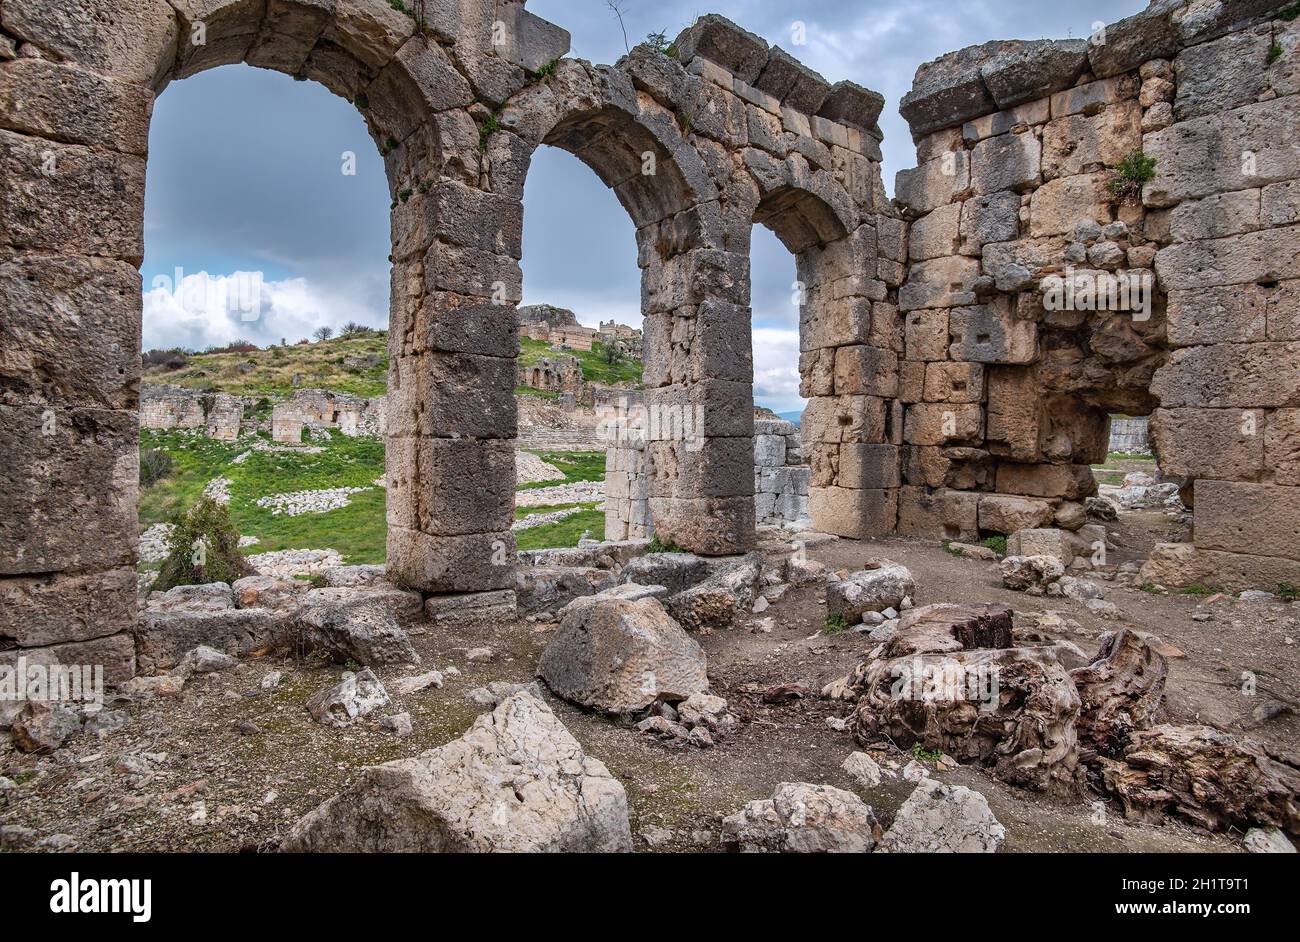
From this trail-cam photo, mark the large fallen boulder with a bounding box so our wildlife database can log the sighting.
[722,783,881,853]
[302,585,424,623]
[826,562,914,625]
[281,692,633,852]
[10,702,83,753]
[1069,629,1167,758]
[298,598,419,667]
[876,780,1005,853]
[231,575,307,612]
[537,596,709,715]
[852,646,1082,794]
[145,582,234,613]
[1099,725,1300,836]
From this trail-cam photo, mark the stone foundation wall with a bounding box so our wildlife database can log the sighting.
[140,384,244,441]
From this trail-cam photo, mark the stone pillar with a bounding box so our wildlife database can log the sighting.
[0,52,159,684]
[641,245,757,555]
[384,179,523,594]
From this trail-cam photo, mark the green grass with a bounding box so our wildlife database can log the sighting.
[140,434,607,564]
[911,744,944,762]
[515,507,605,551]
[646,535,683,554]
[518,336,643,387]
[515,385,559,399]
[981,535,1008,556]
[1104,451,1155,463]
[823,613,848,635]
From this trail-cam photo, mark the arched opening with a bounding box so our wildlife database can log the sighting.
[514,143,642,548]
[137,65,391,586]
[750,225,807,528]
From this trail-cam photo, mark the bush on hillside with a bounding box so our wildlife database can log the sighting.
[151,496,254,592]
[139,448,172,488]
[143,348,190,370]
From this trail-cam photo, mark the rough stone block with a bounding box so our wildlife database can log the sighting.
[958,191,1020,253]
[899,40,1010,137]
[1174,25,1272,121]
[1049,75,1139,118]
[1262,180,1300,229]
[649,495,756,556]
[1028,172,1113,238]
[978,494,1055,534]
[978,39,1088,109]
[673,14,769,84]
[923,362,985,402]
[0,130,145,261]
[899,256,980,311]
[1144,99,1300,207]
[970,130,1041,195]
[837,444,902,490]
[986,366,1041,461]
[942,489,981,540]
[387,526,516,593]
[0,405,136,575]
[800,395,888,446]
[903,403,984,446]
[397,293,519,360]
[388,352,517,439]
[1195,480,1300,561]
[1155,225,1300,290]
[908,203,962,261]
[0,567,137,648]
[895,485,944,537]
[948,302,1037,364]
[1151,343,1300,408]
[755,46,831,113]
[994,463,1095,499]
[386,437,515,535]
[904,310,950,361]
[1041,100,1141,181]
[647,436,755,499]
[1265,409,1300,487]
[833,345,899,398]
[0,632,136,687]
[0,255,141,410]
[809,486,897,539]
[894,151,970,216]
[1,0,179,87]
[1151,408,1265,481]
[0,58,154,156]
[1168,189,1261,243]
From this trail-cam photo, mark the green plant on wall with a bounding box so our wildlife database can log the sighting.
[1108,150,1158,200]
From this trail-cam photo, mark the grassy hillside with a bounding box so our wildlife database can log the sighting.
[519,336,643,387]
[146,332,642,401]
[145,333,389,398]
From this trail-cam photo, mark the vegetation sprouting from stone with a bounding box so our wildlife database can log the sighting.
[1108,150,1158,200]
[140,448,173,489]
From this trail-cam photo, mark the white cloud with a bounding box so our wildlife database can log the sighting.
[752,326,804,414]
[142,270,384,351]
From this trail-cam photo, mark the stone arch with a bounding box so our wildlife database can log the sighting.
[0,0,570,679]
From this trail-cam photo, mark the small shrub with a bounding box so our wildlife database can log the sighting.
[531,58,559,79]
[1269,42,1284,65]
[151,497,253,592]
[981,535,1008,556]
[1108,150,1158,200]
[823,613,848,635]
[139,448,173,488]
[645,535,682,554]
[643,31,676,57]
[1276,582,1299,602]
[912,743,944,762]
[143,348,189,370]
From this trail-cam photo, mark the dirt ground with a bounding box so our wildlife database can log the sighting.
[2,520,1297,854]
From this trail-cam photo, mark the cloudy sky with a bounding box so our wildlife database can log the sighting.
[142,0,1146,412]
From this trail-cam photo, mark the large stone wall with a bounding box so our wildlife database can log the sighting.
[883,1,1300,595]
[270,388,385,443]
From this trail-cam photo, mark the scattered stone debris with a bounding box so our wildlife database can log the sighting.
[281,692,633,852]
[842,752,884,789]
[379,712,413,738]
[1000,555,1066,593]
[391,670,444,696]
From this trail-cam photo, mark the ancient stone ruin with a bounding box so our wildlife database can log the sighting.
[2,0,1300,858]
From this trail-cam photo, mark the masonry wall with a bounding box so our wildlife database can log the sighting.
[140,384,244,441]
[884,0,1300,595]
